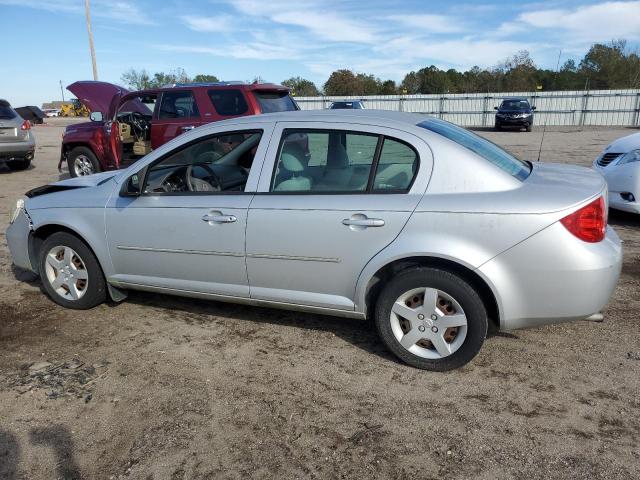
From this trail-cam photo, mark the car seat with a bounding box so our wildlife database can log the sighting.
[274,149,311,191]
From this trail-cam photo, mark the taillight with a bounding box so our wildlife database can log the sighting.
[20,120,31,130]
[560,196,607,243]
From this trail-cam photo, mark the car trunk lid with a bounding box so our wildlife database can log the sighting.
[0,116,25,143]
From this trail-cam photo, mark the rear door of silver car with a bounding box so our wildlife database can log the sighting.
[246,121,432,311]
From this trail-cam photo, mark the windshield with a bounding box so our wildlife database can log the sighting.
[0,106,16,119]
[254,91,298,113]
[500,100,530,110]
[418,118,531,181]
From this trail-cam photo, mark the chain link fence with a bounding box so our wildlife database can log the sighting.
[294,89,640,127]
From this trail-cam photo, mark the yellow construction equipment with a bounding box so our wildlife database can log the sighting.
[59,99,89,117]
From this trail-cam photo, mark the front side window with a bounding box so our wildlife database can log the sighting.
[208,89,248,116]
[253,91,298,113]
[143,131,262,194]
[418,118,530,180]
[158,90,199,119]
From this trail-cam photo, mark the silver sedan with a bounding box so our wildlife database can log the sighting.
[6,110,622,370]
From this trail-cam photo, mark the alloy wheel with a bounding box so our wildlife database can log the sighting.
[73,154,94,176]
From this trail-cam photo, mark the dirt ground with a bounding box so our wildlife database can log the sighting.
[1,119,639,480]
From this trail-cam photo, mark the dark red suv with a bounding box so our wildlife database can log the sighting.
[59,81,298,177]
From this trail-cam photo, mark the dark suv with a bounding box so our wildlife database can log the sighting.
[60,81,298,177]
[494,98,535,132]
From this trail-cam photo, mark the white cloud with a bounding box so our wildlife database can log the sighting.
[159,42,299,60]
[387,14,465,34]
[518,1,640,41]
[0,0,156,25]
[226,0,377,43]
[181,14,235,32]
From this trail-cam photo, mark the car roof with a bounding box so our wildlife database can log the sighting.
[501,97,529,101]
[206,109,429,129]
[135,82,290,95]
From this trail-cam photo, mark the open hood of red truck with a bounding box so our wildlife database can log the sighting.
[67,81,150,118]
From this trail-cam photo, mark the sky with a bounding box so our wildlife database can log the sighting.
[1,0,639,106]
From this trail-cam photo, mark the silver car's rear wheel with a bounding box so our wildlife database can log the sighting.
[73,154,95,176]
[44,245,89,301]
[374,267,487,371]
[390,287,468,359]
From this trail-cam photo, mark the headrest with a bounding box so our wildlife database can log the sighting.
[280,152,304,172]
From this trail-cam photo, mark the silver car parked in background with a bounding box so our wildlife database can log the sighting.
[6,110,622,370]
[0,99,35,170]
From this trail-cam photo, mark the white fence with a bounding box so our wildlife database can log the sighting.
[294,89,640,127]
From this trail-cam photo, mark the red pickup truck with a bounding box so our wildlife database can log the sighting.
[60,81,298,177]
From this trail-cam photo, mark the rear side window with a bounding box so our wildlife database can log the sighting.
[208,89,248,116]
[373,138,418,191]
[253,91,298,113]
[0,106,16,119]
[158,90,199,119]
[271,130,379,192]
[418,119,530,180]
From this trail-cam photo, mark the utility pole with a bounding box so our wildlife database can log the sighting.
[85,0,98,80]
[59,80,65,102]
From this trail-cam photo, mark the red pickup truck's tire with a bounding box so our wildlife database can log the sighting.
[68,147,100,177]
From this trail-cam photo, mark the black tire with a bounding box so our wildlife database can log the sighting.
[494,123,502,131]
[7,157,31,170]
[526,124,532,132]
[67,146,100,178]
[374,267,487,371]
[39,232,107,309]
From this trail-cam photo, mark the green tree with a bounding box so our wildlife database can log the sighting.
[120,68,152,90]
[281,76,320,96]
[192,74,220,83]
[323,69,360,95]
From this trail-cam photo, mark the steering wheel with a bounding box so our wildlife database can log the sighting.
[186,163,222,192]
[130,112,148,137]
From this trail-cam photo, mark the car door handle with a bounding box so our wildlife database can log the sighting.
[202,214,237,223]
[342,217,385,227]
[181,125,195,132]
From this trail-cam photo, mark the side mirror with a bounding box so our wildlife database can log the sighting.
[532,106,537,110]
[90,111,103,122]
[121,169,144,197]
[493,106,498,110]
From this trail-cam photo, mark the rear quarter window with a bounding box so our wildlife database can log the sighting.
[0,106,16,119]
[253,91,298,113]
[418,118,531,181]
[208,89,249,116]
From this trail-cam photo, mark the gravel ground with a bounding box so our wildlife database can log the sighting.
[1,119,639,480]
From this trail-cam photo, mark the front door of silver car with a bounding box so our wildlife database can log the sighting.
[246,122,433,311]
[105,129,269,297]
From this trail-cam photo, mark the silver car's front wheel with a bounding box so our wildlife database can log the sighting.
[44,245,89,301]
[73,154,95,176]
[390,287,468,359]
[39,232,107,309]
[375,268,487,371]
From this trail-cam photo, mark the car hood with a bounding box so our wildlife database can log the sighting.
[53,170,121,187]
[67,81,150,118]
[604,131,640,154]
[67,81,130,114]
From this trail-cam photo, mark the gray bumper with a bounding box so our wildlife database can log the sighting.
[6,210,34,272]
[0,134,36,160]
